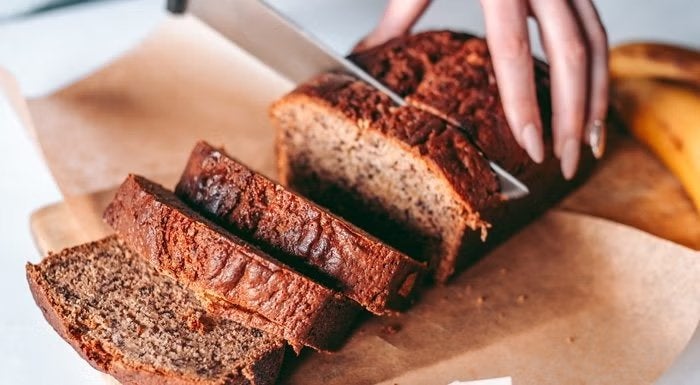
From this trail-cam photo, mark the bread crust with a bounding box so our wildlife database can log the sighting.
[349,30,546,174]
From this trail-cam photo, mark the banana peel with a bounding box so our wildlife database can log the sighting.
[612,78,700,212]
[610,42,700,86]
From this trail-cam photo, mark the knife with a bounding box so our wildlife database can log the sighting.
[167,0,530,199]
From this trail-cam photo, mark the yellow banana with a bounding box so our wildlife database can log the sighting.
[610,42,700,87]
[612,78,700,212]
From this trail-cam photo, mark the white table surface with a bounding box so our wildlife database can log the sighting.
[0,0,697,384]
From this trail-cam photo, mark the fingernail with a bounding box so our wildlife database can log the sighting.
[560,138,581,180]
[587,119,606,159]
[520,123,544,164]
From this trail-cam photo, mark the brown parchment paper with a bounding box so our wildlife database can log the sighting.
[282,210,700,385]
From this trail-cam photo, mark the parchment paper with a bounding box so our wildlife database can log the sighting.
[282,211,700,385]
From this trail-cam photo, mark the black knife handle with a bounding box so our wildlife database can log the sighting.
[167,0,188,13]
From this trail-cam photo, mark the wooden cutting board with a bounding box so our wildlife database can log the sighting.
[22,14,700,385]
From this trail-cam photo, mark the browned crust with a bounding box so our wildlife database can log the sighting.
[104,175,359,350]
[348,30,479,97]
[349,30,549,175]
[25,237,284,385]
[176,141,426,315]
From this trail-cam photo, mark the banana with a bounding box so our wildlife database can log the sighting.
[610,42,700,87]
[612,78,700,212]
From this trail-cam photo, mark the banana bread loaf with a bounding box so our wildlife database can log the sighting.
[176,141,425,315]
[26,236,285,385]
[271,31,587,282]
[104,174,359,352]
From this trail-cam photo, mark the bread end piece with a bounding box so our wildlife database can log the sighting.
[26,236,285,385]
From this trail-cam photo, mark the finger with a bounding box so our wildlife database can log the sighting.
[358,0,431,50]
[571,0,609,159]
[480,0,544,163]
[530,0,589,179]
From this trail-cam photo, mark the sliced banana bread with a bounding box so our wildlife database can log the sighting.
[26,236,284,385]
[271,31,584,282]
[176,141,425,315]
[104,174,359,352]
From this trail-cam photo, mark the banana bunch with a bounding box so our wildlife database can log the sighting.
[610,42,700,212]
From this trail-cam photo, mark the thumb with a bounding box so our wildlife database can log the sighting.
[354,0,432,52]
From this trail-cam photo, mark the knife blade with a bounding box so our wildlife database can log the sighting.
[168,0,530,199]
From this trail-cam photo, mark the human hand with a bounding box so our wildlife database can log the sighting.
[359,0,608,180]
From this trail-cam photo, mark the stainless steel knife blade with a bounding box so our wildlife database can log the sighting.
[169,0,529,199]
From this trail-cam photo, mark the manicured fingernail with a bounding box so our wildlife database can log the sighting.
[560,138,581,180]
[587,119,606,159]
[521,123,544,164]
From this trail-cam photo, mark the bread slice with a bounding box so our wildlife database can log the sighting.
[26,236,284,385]
[103,174,359,352]
[175,141,425,315]
[271,72,501,281]
[271,31,581,283]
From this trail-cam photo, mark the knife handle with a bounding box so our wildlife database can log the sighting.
[167,0,187,13]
